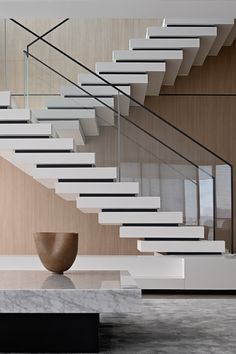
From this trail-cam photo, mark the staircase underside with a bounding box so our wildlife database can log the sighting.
[0,16,235,289]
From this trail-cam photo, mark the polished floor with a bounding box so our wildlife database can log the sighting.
[99,295,236,354]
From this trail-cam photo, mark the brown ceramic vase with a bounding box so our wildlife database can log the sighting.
[34,232,78,274]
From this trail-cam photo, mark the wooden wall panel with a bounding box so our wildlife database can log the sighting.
[0,18,163,255]
[0,18,161,97]
[0,19,235,254]
[0,156,138,255]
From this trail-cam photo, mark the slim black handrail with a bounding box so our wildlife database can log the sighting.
[24,51,210,178]
[26,50,208,177]
[10,19,234,250]
[10,18,233,168]
[27,18,69,51]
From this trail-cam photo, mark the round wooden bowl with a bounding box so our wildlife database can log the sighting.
[34,232,78,274]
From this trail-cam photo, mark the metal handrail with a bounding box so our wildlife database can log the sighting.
[10,18,234,250]
[27,18,69,51]
[25,50,205,174]
[10,18,232,168]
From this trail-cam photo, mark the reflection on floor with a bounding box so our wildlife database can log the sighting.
[100,295,236,354]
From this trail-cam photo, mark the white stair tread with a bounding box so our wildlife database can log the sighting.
[34,167,117,179]
[55,182,139,201]
[95,62,166,95]
[0,138,74,151]
[46,96,114,108]
[0,109,31,121]
[163,18,234,55]
[32,108,96,120]
[9,152,95,165]
[147,26,217,38]
[7,152,95,176]
[60,85,131,116]
[0,123,52,136]
[96,61,165,73]
[146,26,217,65]
[130,38,200,49]
[60,84,130,97]
[0,91,11,107]
[112,49,183,85]
[163,18,234,25]
[137,240,225,253]
[120,226,204,238]
[34,167,117,188]
[113,49,182,61]
[79,73,148,85]
[77,196,161,213]
[78,73,148,104]
[33,109,99,136]
[98,211,183,225]
[129,38,200,76]
[45,97,114,126]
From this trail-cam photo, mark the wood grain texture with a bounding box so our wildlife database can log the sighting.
[0,19,235,254]
[0,18,161,255]
[0,156,138,255]
[0,18,161,96]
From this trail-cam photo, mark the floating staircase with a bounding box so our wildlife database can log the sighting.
[1,17,236,289]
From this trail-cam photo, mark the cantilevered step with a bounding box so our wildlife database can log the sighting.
[163,18,235,55]
[7,152,95,175]
[113,49,183,86]
[0,124,52,137]
[55,182,139,201]
[32,109,99,136]
[0,138,74,153]
[137,240,225,254]
[129,38,200,76]
[0,91,11,108]
[45,97,115,127]
[120,226,204,239]
[146,26,217,65]
[34,167,117,188]
[8,152,95,166]
[95,62,166,95]
[60,84,130,97]
[98,211,183,225]
[0,109,31,123]
[77,196,161,213]
[78,73,148,105]
[60,85,131,116]
[46,120,85,146]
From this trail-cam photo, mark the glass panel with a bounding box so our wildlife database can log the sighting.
[119,117,200,225]
[7,20,232,250]
[184,179,198,226]
[215,164,232,252]
[199,167,214,241]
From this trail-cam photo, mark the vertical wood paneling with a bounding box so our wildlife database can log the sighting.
[0,20,235,253]
[0,19,161,254]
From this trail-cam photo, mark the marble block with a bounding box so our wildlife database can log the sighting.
[0,270,141,313]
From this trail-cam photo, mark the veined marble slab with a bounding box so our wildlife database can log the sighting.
[0,270,141,314]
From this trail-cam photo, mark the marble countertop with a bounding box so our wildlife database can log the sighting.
[0,270,141,313]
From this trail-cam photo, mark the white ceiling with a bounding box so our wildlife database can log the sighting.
[0,0,236,19]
